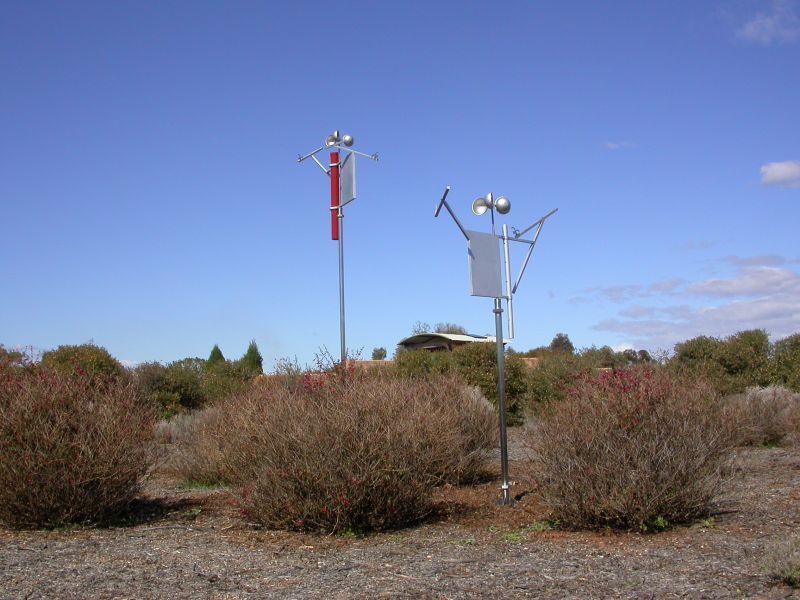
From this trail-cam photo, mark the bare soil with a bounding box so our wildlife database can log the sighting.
[1,429,799,599]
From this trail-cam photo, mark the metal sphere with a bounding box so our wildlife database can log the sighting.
[494,196,511,214]
[342,134,354,147]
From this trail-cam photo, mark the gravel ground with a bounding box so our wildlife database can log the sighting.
[1,429,799,599]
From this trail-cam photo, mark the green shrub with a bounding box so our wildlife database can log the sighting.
[774,334,800,392]
[193,371,496,533]
[40,343,125,388]
[451,343,527,425]
[394,344,527,425]
[162,358,206,410]
[0,366,157,528]
[670,330,772,396]
[526,367,735,530]
[200,359,251,405]
[524,351,593,408]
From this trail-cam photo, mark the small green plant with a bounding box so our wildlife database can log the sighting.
[502,530,525,543]
[642,515,669,532]
[451,537,476,546]
[528,519,559,533]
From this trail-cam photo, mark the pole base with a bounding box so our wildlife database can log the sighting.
[497,485,516,506]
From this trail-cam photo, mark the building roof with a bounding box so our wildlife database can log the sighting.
[397,332,496,351]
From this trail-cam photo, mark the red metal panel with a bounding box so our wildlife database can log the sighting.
[330,151,340,240]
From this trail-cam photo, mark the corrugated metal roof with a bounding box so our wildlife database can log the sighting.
[397,333,496,347]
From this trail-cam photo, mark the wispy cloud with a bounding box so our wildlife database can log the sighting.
[737,0,800,44]
[687,266,800,297]
[761,160,800,188]
[584,256,800,350]
[604,141,637,151]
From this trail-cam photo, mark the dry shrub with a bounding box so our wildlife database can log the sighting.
[194,371,496,533]
[162,407,231,485]
[526,367,736,531]
[0,366,157,528]
[766,536,800,588]
[726,386,800,447]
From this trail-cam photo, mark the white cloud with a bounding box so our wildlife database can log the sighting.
[737,0,800,44]
[687,266,800,297]
[589,259,800,351]
[604,141,637,151]
[761,160,800,188]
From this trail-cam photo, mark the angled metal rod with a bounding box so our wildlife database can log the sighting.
[514,208,559,239]
[337,147,379,161]
[297,145,326,163]
[511,220,545,294]
[310,154,330,175]
[502,224,514,339]
[434,186,470,241]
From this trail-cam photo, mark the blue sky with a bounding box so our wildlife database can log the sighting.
[2,1,798,368]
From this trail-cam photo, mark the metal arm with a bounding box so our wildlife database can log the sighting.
[434,186,469,241]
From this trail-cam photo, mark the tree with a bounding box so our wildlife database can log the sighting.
[207,344,225,366]
[411,321,431,335]
[435,322,468,335]
[371,347,387,361]
[240,340,264,375]
[549,333,575,355]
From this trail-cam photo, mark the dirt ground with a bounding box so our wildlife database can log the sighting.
[1,428,799,599]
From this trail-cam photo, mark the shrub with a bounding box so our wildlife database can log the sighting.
[726,386,800,447]
[450,342,527,425]
[524,351,593,408]
[195,371,496,533]
[371,347,387,361]
[393,345,527,425]
[40,343,125,388]
[163,407,230,485]
[525,367,735,530]
[0,366,157,528]
[774,334,800,392]
[162,358,206,410]
[670,330,772,396]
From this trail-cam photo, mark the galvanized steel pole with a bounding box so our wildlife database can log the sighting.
[494,297,512,505]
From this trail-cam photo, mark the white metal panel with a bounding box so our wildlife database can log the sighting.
[466,230,502,298]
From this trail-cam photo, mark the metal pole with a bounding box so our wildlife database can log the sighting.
[329,151,346,367]
[494,297,512,505]
[338,206,346,367]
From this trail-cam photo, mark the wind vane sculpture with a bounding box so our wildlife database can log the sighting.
[298,131,378,366]
[435,186,558,505]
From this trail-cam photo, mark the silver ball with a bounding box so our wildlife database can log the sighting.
[342,134,354,147]
[494,196,511,214]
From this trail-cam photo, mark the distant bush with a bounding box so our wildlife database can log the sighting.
[526,367,735,531]
[524,352,593,408]
[774,334,800,392]
[199,371,496,533]
[0,366,157,528]
[726,386,800,447]
[40,343,125,388]
[394,344,527,425]
[671,330,772,396]
[162,358,206,411]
